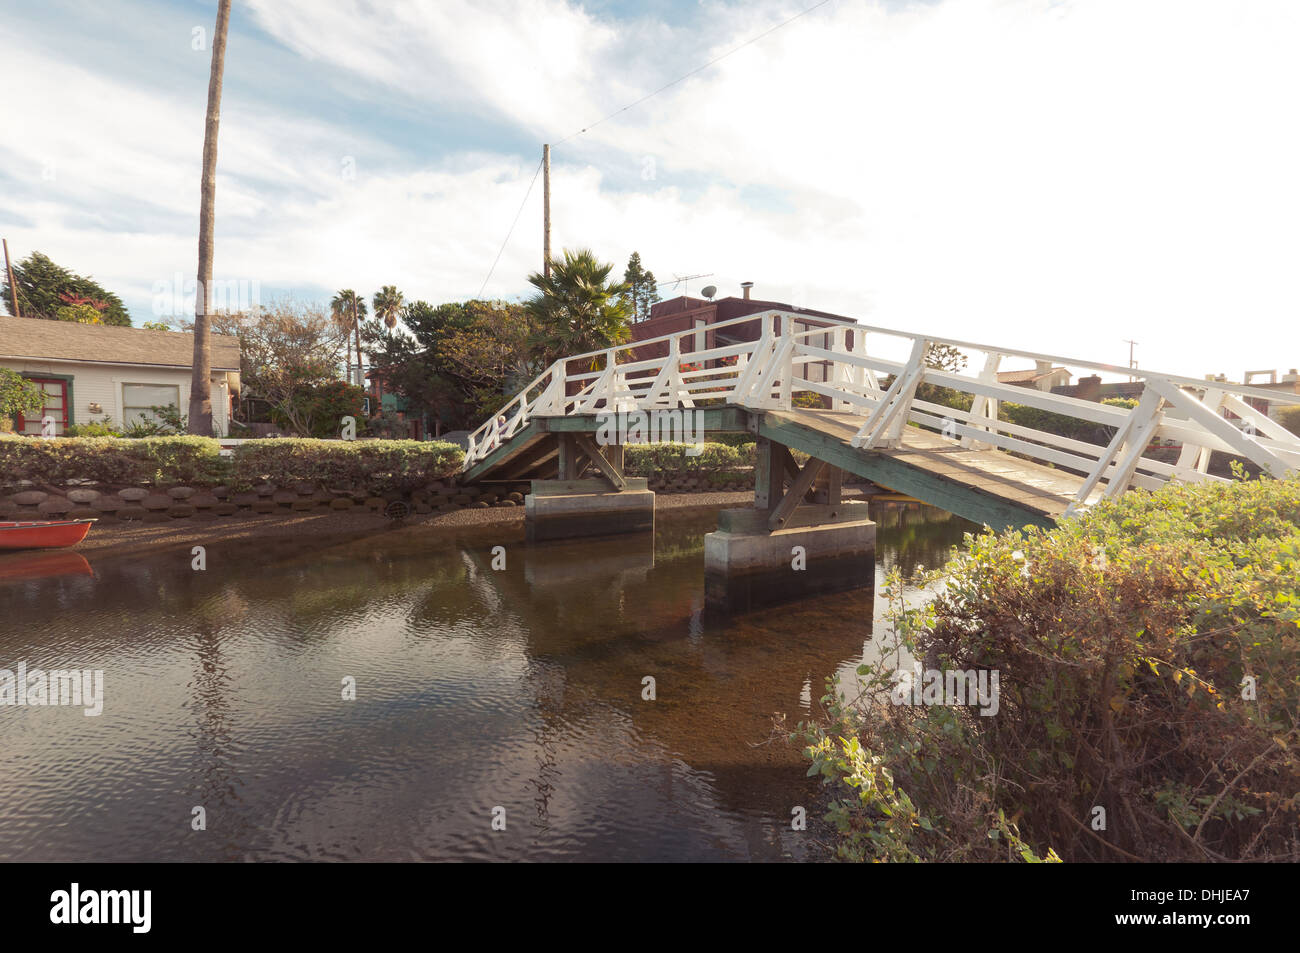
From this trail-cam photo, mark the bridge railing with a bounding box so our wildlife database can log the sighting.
[463,310,1300,513]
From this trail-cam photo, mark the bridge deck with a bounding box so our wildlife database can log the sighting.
[762,409,1103,527]
[464,404,1105,531]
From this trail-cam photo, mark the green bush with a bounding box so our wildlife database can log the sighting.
[0,369,46,427]
[229,438,461,491]
[65,418,124,438]
[623,441,754,477]
[0,435,463,491]
[0,434,227,485]
[800,475,1300,862]
[708,432,757,448]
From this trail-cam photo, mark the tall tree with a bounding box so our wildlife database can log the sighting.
[330,289,367,386]
[525,248,632,367]
[621,251,660,323]
[210,300,354,436]
[365,300,474,432]
[1,251,130,325]
[372,285,404,331]
[188,0,232,436]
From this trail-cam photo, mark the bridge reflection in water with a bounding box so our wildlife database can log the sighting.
[0,502,972,862]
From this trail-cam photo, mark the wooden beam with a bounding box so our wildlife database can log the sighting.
[812,464,842,505]
[557,433,579,480]
[768,455,826,531]
[776,444,800,484]
[574,433,627,490]
[753,437,784,513]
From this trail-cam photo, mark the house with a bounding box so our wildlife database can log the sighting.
[996,361,1072,392]
[0,315,239,435]
[629,282,858,384]
[365,366,429,440]
[1240,368,1300,422]
[1051,375,1145,402]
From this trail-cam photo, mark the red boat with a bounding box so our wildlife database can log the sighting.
[0,519,96,550]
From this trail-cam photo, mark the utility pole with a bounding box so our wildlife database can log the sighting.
[352,295,362,388]
[1124,339,1138,381]
[2,239,19,317]
[542,144,551,278]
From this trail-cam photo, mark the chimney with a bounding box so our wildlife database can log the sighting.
[740,281,753,300]
[1076,374,1102,402]
[1283,368,1299,383]
[1034,359,1052,375]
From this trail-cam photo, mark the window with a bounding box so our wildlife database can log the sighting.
[16,378,69,436]
[123,383,181,428]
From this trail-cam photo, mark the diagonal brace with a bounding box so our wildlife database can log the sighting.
[768,455,827,531]
[573,434,628,490]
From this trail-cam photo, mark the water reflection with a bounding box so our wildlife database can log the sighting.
[0,501,974,862]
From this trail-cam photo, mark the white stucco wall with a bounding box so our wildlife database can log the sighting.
[0,358,232,435]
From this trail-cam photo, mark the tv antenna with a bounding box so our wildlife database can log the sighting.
[662,272,713,297]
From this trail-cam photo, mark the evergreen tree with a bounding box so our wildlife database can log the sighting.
[1,251,130,325]
[621,251,660,323]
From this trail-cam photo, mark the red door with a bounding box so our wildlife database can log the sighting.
[15,378,69,436]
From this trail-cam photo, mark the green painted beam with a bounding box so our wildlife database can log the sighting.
[465,403,1056,532]
[461,419,549,483]
[755,414,1057,533]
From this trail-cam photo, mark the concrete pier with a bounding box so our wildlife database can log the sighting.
[704,501,875,613]
[525,478,655,542]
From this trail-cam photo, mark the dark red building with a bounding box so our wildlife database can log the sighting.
[629,285,859,385]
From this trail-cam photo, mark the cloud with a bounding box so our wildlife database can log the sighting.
[4,0,1299,379]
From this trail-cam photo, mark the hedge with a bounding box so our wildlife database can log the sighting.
[0,435,463,491]
[623,441,755,477]
[0,435,226,485]
[230,438,462,491]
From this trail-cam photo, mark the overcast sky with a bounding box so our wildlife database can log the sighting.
[2,0,1298,379]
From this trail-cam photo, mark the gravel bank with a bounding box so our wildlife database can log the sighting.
[60,490,759,559]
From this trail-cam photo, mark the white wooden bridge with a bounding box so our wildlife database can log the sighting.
[462,311,1300,531]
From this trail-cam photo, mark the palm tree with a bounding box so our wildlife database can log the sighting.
[188,0,232,436]
[525,248,632,368]
[372,285,404,331]
[330,289,367,386]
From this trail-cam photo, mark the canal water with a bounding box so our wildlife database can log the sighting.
[0,503,974,862]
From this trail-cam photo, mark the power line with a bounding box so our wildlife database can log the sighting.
[476,157,544,299]
[477,0,835,297]
[552,0,835,147]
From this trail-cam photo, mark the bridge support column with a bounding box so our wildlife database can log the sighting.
[704,501,875,613]
[525,478,654,542]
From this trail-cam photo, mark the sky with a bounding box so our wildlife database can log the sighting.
[2,0,1298,381]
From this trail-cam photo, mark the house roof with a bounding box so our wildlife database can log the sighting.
[0,315,239,371]
[997,366,1068,384]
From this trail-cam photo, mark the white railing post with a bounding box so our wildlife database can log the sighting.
[1174,386,1220,476]
[830,327,853,411]
[1100,387,1165,500]
[852,337,927,449]
[961,351,1003,449]
[732,328,773,406]
[778,316,795,408]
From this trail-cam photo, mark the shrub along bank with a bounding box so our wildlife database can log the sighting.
[624,441,754,477]
[800,474,1300,862]
[0,435,463,493]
